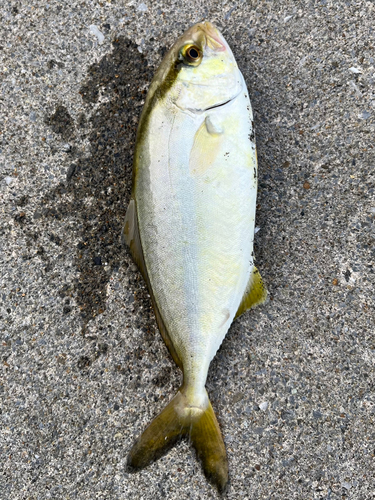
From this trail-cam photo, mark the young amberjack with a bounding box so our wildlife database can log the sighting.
[123,21,267,493]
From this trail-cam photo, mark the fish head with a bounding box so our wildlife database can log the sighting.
[153,22,243,113]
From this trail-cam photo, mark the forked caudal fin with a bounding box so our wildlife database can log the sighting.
[127,387,228,493]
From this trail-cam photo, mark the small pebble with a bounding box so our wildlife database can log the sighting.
[359,111,371,120]
[89,25,105,44]
[137,2,148,12]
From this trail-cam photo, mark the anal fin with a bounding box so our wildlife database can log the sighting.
[122,199,182,369]
[235,266,267,320]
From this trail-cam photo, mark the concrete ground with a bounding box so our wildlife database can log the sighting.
[1,0,374,499]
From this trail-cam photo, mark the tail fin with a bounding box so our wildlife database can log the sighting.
[127,387,228,493]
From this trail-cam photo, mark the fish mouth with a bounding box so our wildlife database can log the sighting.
[199,22,226,52]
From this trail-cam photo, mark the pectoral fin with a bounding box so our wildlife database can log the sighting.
[235,266,267,320]
[189,118,223,177]
[122,199,182,369]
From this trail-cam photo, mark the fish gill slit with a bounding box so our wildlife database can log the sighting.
[205,98,232,111]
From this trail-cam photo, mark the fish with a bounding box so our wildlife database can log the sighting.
[123,21,267,493]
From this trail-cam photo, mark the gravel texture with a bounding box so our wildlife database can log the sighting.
[1,1,374,499]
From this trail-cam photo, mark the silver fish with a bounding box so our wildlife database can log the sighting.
[123,21,267,492]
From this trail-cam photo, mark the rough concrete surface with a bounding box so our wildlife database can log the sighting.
[1,0,374,499]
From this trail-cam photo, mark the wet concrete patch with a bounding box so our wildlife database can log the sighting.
[44,105,75,141]
[41,37,153,325]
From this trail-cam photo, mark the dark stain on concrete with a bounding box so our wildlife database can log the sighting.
[41,37,154,325]
[45,105,75,140]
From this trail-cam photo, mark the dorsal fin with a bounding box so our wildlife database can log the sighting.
[235,266,267,320]
[122,199,182,368]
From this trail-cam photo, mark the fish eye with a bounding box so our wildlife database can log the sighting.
[180,44,202,66]
[187,46,200,60]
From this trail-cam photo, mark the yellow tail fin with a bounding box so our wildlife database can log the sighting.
[127,388,228,493]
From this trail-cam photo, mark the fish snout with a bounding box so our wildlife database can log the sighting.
[200,22,226,52]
